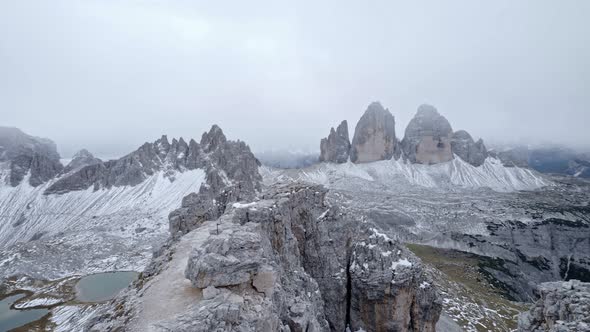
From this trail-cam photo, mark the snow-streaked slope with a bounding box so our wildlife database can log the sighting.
[0,167,205,248]
[262,157,550,192]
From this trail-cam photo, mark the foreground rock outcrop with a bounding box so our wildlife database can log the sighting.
[350,102,398,163]
[518,280,590,332]
[167,126,262,237]
[401,104,454,165]
[319,120,351,163]
[88,183,441,331]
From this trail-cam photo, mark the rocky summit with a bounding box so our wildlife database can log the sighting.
[451,130,488,167]
[319,120,351,163]
[62,149,102,174]
[319,103,491,167]
[0,126,63,187]
[401,104,454,165]
[350,102,398,163]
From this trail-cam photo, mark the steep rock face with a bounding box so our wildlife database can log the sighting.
[179,184,441,331]
[0,127,63,187]
[349,233,440,332]
[350,102,398,163]
[45,125,261,196]
[518,280,590,332]
[89,184,441,331]
[62,149,102,174]
[168,125,262,236]
[441,216,590,302]
[401,104,454,165]
[319,120,351,163]
[451,130,488,166]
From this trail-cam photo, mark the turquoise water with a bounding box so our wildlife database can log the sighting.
[75,271,138,303]
[0,293,49,331]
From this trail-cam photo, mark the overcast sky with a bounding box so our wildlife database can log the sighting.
[1,0,589,158]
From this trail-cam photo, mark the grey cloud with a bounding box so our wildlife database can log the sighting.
[1,0,589,158]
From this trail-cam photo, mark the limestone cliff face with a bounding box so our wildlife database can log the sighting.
[319,120,351,163]
[350,102,398,163]
[451,130,488,166]
[320,102,493,167]
[349,233,440,332]
[89,184,442,332]
[180,184,441,332]
[518,280,590,332]
[401,104,454,165]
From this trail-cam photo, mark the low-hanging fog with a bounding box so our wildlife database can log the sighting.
[1,0,589,158]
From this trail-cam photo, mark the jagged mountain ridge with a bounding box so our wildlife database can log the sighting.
[45,125,261,195]
[62,149,102,174]
[0,125,261,265]
[320,102,492,168]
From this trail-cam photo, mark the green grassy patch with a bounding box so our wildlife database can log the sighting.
[407,243,529,332]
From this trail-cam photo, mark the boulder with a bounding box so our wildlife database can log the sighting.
[185,230,264,288]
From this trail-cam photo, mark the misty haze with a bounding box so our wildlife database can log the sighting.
[1,1,589,332]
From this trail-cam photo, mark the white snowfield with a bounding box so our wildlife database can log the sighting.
[0,163,205,251]
[263,157,550,192]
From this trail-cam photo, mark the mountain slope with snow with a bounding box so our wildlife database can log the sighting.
[0,125,262,280]
[0,167,205,279]
[263,156,550,193]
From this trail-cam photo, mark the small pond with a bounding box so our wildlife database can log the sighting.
[75,271,138,303]
[0,293,49,331]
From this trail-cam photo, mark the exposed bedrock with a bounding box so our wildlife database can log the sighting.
[319,120,351,163]
[62,149,102,174]
[426,218,590,302]
[45,124,261,195]
[180,183,441,332]
[168,126,262,237]
[401,104,454,165]
[0,126,63,187]
[518,280,590,332]
[451,130,488,166]
[350,102,399,163]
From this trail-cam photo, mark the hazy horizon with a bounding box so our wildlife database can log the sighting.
[2,1,589,158]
